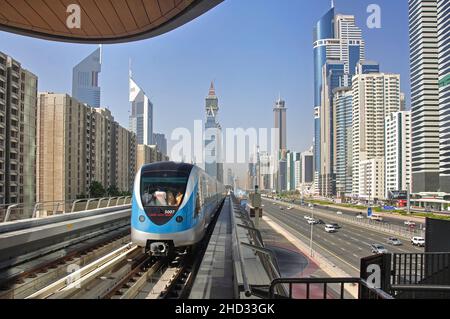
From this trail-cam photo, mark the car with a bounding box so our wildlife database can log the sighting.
[330,223,341,229]
[280,207,284,210]
[370,244,388,254]
[404,220,416,226]
[308,219,318,225]
[317,219,325,224]
[356,214,364,219]
[287,206,293,210]
[387,237,402,246]
[336,211,343,215]
[304,215,312,220]
[370,214,383,222]
[325,224,337,233]
[411,236,425,247]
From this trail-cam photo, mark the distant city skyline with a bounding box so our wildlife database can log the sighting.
[0,0,411,182]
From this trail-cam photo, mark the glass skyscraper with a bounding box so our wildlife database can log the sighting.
[313,3,365,196]
[72,47,101,107]
[129,75,153,146]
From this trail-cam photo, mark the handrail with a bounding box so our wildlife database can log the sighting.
[97,197,109,209]
[4,204,19,222]
[230,198,252,297]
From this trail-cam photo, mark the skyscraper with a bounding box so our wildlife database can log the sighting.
[385,111,412,198]
[0,52,37,208]
[313,3,365,196]
[409,0,441,193]
[72,47,101,108]
[273,96,287,192]
[129,74,153,146]
[352,73,401,199]
[153,133,167,156]
[204,82,223,183]
[437,0,450,192]
[333,87,353,196]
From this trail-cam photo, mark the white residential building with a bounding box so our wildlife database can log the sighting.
[352,73,401,199]
[385,111,412,198]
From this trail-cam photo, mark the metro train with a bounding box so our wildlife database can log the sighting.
[131,162,226,256]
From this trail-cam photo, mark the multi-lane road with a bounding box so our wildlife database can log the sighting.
[262,198,424,277]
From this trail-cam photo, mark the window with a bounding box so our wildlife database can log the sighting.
[140,170,189,207]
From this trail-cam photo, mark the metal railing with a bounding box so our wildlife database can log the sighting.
[0,196,132,223]
[269,277,393,299]
[230,194,287,298]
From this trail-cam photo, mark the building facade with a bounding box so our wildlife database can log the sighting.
[409,0,441,193]
[437,0,450,192]
[359,158,385,201]
[72,47,101,108]
[37,93,136,202]
[0,52,37,207]
[352,73,401,199]
[129,75,153,145]
[385,111,412,198]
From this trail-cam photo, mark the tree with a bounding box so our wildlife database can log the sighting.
[107,185,120,197]
[89,181,106,198]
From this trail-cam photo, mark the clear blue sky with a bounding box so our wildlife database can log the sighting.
[0,0,409,157]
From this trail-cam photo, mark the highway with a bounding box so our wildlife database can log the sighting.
[262,198,424,277]
[289,199,425,229]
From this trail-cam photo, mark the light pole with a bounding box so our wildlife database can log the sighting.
[309,206,314,257]
[406,182,411,215]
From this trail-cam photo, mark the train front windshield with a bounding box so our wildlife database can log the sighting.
[140,171,188,207]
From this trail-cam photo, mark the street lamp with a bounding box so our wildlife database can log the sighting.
[309,206,314,257]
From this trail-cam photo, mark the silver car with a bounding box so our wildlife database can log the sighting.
[387,237,402,246]
[371,244,388,254]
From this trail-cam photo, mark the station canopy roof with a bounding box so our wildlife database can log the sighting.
[0,0,223,43]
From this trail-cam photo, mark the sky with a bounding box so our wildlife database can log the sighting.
[0,0,410,184]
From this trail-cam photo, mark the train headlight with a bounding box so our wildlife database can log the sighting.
[176,216,183,223]
[139,215,145,222]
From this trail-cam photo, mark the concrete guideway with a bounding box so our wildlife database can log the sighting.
[26,243,139,299]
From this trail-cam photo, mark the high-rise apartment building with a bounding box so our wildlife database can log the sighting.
[204,82,223,182]
[301,147,314,185]
[129,75,153,145]
[409,0,441,193]
[385,111,412,198]
[37,93,136,202]
[352,73,401,199]
[72,47,101,108]
[136,144,167,172]
[359,158,385,201]
[273,97,287,156]
[0,52,37,207]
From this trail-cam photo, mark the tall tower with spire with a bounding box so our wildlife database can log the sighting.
[72,47,102,107]
[204,81,223,182]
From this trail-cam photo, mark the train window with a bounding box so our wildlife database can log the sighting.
[140,170,188,207]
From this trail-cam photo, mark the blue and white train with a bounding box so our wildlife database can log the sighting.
[131,162,226,255]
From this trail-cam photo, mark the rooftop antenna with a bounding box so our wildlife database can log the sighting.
[129,58,132,79]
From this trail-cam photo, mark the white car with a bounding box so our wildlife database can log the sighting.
[404,221,416,226]
[356,214,364,219]
[287,206,293,210]
[304,215,312,220]
[336,211,343,215]
[325,224,337,233]
[308,219,318,225]
[411,236,425,247]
